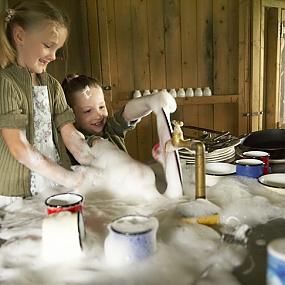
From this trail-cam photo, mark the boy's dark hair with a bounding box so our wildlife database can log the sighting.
[62,74,102,107]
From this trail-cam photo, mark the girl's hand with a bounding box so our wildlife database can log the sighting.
[69,165,103,193]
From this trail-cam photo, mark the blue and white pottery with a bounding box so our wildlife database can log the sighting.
[104,215,159,266]
[236,158,264,178]
[267,238,285,285]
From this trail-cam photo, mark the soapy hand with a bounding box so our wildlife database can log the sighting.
[149,91,177,114]
[70,165,103,193]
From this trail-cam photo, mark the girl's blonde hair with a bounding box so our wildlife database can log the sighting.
[0,0,69,69]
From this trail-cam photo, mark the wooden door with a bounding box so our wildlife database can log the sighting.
[263,7,280,129]
[279,9,285,128]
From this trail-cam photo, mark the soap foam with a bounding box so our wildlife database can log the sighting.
[1,165,285,284]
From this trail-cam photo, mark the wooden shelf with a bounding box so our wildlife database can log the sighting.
[175,94,239,105]
[111,94,239,109]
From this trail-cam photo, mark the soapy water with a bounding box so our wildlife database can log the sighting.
[1,164,285,285]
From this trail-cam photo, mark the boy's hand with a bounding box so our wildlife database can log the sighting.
[149,91,177,114]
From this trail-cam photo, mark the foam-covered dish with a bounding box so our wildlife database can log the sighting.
[258,173,285,194]
[205,162,236,186]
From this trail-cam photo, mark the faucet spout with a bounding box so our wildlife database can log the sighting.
[191,141,206,199]
[170,120,206,199]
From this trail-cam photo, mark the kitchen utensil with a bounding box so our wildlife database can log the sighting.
[241,129,285,159]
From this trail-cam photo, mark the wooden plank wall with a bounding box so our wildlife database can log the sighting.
[7,0,249,162]
[88,0,241,161]
[47,0,92,81]
[264,7,280,128]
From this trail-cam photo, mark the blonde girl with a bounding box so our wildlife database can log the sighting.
[0,1,95,206]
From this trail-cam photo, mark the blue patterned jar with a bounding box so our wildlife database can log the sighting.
[104,215,159,266]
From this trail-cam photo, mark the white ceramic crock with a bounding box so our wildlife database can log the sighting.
[104,215,159,266]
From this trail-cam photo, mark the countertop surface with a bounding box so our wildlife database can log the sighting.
[0,160,284,285]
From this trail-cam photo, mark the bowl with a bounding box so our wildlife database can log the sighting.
[258,173,285,194]
[235,159,264,178]
[205,162,236,186]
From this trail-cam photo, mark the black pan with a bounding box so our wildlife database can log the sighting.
[241,129,285,159]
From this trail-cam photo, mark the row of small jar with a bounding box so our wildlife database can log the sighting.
[133,87,212,99]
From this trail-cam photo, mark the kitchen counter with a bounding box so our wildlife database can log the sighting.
[0,161,284,285]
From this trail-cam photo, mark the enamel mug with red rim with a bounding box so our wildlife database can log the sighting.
[45,193,83,215]
[44,193,85,242]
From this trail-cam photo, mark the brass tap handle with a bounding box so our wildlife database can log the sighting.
[171,120,190,148]
[172,120,184,134]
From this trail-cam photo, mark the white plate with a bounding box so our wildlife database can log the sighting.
[179,147,235,160]
[258,173,285,189]
[179,146,232,157]
[182,151,236,164]
[180,148,235,162]
[258,173,285,195]
[205,162,236,176]
[178,139,240,156]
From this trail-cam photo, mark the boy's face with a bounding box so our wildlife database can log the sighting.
[73,86,108,134]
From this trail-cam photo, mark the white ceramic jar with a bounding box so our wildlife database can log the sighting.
[143,89,151,96]
[194,87,203,96]
[133,90,142,98]
[185,87,194,97]
[177,88,186,97]
[169,88,177,98]
[203,87,212,96]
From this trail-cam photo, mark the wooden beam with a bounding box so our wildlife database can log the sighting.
[251,0,262,131]
[238,0,251,135]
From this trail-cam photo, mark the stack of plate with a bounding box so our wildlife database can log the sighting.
[179,145,236,164]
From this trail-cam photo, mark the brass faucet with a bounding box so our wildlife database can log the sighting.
[170,120,206,199]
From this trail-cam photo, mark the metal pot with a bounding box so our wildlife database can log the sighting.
[241,129,285,159]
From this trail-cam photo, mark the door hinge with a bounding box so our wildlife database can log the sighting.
[103,85,112,91]
[242,111,263,117]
